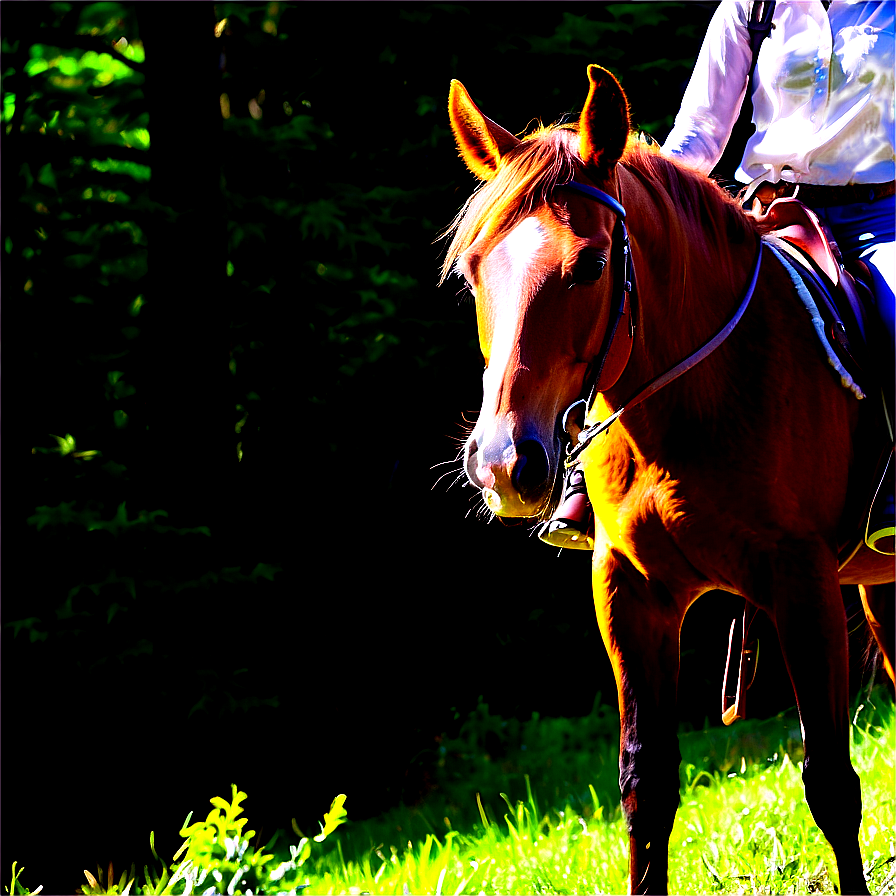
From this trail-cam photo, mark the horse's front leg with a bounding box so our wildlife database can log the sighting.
[593,545,689,895]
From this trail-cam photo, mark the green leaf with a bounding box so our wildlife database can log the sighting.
[294,837,312,867]
[52,433,76,455]
[65,253,94,269]
[119,127,149,150]
[300,199,345,241]
[175,811,194,842]
[37,161,58,191]
[315,793,348,841]
[90,157,151,181]
[249,562,281,582]
[106,370,136,400]
[56,593,90,620]
[24,57,50,77]
[26,500,78,529]
[4,618,48,642]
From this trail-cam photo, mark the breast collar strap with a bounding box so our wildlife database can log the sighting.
[557,179,765,467]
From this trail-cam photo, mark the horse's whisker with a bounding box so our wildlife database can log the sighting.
[431,467,467,492]
[431,469,455,490]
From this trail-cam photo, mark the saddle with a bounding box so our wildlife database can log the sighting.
[721,196,892,725]
[753,197,874,396]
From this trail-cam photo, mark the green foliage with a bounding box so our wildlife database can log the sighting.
[7,1,149,484]
[431,694,622,826]
[187,665,280,718]
[25,499,210,537]
[8,2,283,722]
[31,432,101,460]
[11,493,282,724]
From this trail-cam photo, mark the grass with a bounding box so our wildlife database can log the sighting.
[7,691,894,895]
[295,691,895,896]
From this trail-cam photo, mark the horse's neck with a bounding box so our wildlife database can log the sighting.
[611,165,761,424]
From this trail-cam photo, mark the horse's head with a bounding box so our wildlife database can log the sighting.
[445,65,632,519]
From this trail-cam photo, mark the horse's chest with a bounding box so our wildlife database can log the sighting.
[586,452,703,585]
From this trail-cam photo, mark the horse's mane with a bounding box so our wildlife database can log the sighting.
[440,124,759,292]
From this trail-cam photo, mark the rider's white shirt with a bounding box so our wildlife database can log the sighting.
[662,0,895,186]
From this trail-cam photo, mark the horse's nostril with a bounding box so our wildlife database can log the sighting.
[511,439,550,497]
[465,438,482,487]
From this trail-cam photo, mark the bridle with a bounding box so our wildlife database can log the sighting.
[556,179,764,468]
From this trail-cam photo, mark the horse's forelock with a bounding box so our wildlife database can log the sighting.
[440,127,581,284]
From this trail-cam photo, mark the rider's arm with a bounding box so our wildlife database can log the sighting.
[661,1,753,175]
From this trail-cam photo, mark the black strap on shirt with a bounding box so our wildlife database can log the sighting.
[711,1,776,185]
[747,2,776,76]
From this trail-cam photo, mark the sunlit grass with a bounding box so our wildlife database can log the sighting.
[6,694,893,894]
[670,712,896,895]
[295,695,894,896]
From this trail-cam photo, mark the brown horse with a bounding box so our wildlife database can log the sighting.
[443,65,894,895]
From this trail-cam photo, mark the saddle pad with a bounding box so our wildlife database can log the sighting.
[764,237,866,400]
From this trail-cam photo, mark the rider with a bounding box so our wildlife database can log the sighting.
[543,0,895,554]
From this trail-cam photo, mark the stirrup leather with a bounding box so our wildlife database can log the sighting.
[721,602,760,725]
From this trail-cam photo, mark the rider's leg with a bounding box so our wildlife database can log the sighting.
[858,239,895,554]
[537,461,594,550]
[818,195,895,554]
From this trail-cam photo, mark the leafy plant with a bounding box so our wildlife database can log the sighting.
[10,787,345,895]
[5,862,42,895]
[79,862,136,895]
[135,786,346,895]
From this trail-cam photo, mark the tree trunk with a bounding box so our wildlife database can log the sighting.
[135,4,232,527]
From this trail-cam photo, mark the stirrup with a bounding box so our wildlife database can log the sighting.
[721,603,760,726]
[537,463,594,550]
[867,521,896,555]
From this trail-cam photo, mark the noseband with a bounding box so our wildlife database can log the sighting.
[557,179,764,467]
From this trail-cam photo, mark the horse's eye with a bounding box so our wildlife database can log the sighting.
[571,251,606,285]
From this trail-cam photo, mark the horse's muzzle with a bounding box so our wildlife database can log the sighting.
[464,433,554,517]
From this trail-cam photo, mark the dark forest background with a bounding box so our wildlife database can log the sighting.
[1,3,882,892]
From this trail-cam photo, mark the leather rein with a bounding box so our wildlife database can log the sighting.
[557,180,765,467]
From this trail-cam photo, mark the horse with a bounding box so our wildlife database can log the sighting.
[443,64,894,895]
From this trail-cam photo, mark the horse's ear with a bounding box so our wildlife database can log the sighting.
[579,64,631,175]
[449,80,520,181]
